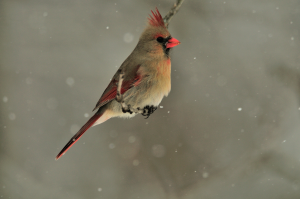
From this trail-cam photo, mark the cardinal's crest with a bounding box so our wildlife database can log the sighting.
[148,8,165,27]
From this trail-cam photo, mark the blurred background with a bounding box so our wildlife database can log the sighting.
[1,0,300,198]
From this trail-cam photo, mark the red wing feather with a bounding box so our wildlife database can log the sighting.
[93,66,141,111]
[92,79,117,111]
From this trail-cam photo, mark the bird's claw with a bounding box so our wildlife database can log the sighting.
[141,105,157,119]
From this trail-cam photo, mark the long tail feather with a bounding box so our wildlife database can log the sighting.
[56,110,104,160]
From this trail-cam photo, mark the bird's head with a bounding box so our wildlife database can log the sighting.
[138,8,180,57]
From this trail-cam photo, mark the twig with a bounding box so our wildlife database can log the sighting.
[163,0,185,28]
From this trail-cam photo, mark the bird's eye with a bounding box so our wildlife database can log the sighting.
[156,37,164,43]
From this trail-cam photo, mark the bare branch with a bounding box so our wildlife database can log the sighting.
[163,0,185,28]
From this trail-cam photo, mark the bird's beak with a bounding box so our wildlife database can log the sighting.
[166,37,181,49]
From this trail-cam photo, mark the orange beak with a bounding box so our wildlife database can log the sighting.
[166,37,181,49]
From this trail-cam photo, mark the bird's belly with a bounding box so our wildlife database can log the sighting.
[109,72,170,117]
[138,91,164,107]
[128,77,170,109]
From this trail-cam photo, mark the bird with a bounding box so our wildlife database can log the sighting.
[56,8,180,160]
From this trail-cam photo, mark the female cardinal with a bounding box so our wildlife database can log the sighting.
[56,8,180,160]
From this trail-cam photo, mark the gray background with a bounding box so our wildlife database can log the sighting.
[1,0,300,198]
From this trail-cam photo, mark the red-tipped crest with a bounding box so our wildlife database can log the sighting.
[148,8,165,27]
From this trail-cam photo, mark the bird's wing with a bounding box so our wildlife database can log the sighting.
[93,65,141,111]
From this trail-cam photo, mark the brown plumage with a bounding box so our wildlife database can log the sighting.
[56,8,180,160]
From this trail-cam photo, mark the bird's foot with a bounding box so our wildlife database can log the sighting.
[140,105,158,119]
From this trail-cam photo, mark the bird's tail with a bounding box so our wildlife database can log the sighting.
[56,108,106,160]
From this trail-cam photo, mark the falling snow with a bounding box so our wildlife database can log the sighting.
[9,113,16,120]
[128,136,136,143]
[123,33,134,43]
[133,159,139,166]
[66,77,75,87]
[3,96,8,103]
[70,124,80,134]
[202,172,209,178]
[109,143,116,149]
